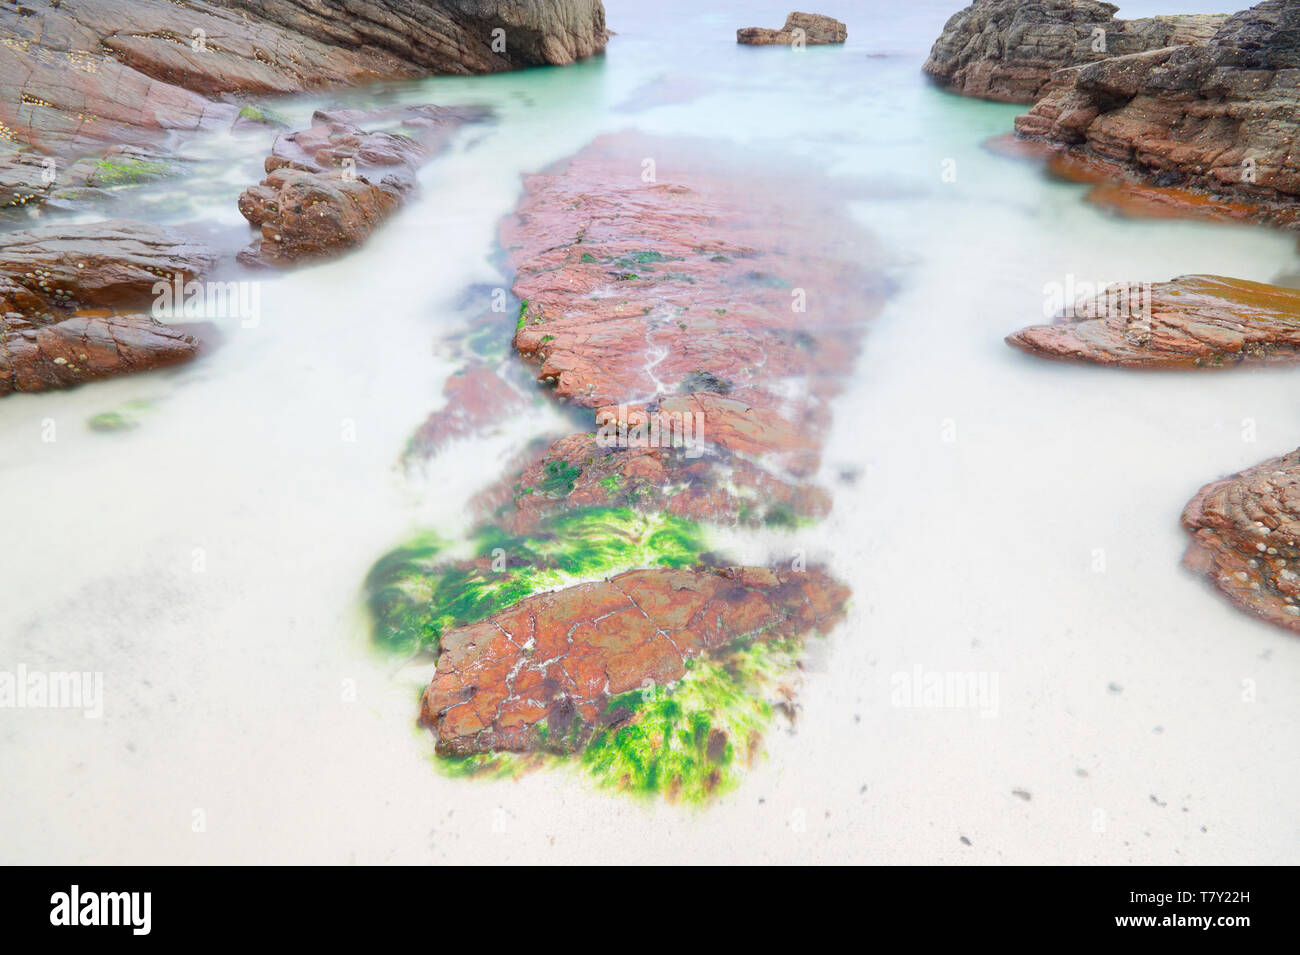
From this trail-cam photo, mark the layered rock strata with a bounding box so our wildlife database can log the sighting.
[923,0,1225,104]
[1013,0,1300,229]
[0,0,606,211]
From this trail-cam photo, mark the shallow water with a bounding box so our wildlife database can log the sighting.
[2,0,1297,863]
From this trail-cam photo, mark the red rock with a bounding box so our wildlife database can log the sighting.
[434,132,889,533]
[474,429,833,535]
[421,565,850,755]
[986,131,1300,227]
[504,133,882,450]
[1006,275,1300,368]
[407,364,534,459]
[1183,448,1300,634]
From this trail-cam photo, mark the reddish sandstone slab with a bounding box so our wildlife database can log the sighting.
[1007,275,1300,368]
[1183,449,1300,635]
[503,133,882,464]
[421,565,849,755]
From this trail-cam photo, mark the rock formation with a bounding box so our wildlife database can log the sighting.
[370,133,888,799]
[737,12,847,46]
[1007,275,1300,367]
[0,222,216,395]
[923,0,1225,103]
[1013,0,1300,228]
[236,105,489,266]
[1183,448,1300,634]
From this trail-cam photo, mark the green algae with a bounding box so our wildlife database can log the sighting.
[465,321,511,359]
[90,157,170,186]
[515,299,530,331]
[365,507,707,656]
[86,399,155,433]
[582,635,802,803]
[538,460,581,497]
[426,636,804,804]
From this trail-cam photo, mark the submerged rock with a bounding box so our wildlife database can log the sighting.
[1007,275,1300,368]
[1183,449,1300,635]
[479,429,833,536]
[737,12,847,46]
[421,564,848,772]
[923,0,1224,104]
[382,132,885,799]
[1013,0,1300,228]
[0,221,215,395]
[237,105,488,266]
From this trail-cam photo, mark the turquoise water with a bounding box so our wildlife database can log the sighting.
[1,1,1297,863]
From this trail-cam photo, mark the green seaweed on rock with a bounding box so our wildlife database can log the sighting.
[426,635,805,804]
[365,507,707,655]
[579,635,802,803]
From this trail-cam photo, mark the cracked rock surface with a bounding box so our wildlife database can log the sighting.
[422,565,849,755]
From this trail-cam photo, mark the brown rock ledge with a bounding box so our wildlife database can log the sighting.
[1,221,216,395]
[0,0,605,212]
[1007,275,1300,368]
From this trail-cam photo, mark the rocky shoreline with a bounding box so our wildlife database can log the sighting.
[0,0,605,397]
[931,0,1299,230]
[934,1,1300,638]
